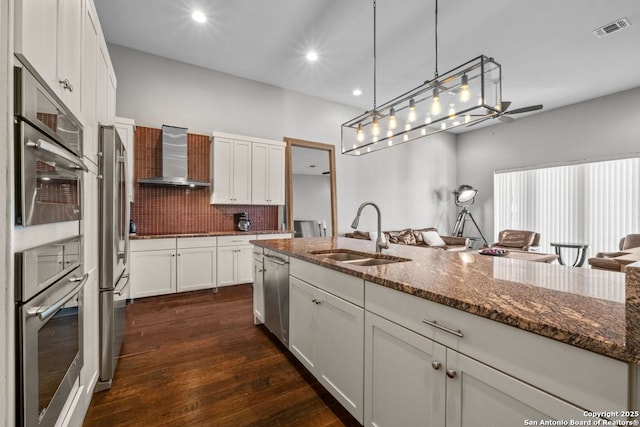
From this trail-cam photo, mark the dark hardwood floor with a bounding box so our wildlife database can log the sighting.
[84,285,360,427]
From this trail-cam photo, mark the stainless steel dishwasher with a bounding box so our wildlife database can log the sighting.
[263,249,290,347]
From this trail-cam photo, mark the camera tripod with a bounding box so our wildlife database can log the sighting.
[452,206,488,245]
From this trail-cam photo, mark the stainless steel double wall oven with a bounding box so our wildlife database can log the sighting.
[14,61,87,426]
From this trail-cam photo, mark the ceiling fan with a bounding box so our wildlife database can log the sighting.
[467,101,543,127]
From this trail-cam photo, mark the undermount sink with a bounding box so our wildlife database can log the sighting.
[322,252,370,262]
[310,249,411,266]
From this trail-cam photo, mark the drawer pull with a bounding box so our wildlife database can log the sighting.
[446,369,457,379]
[422,319,464,338]
[431,361,441,370]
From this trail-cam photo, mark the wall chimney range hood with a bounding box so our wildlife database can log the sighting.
[138,125,210,188]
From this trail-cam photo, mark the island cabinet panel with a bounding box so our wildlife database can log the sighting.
[252,247,265,324]
[289,258,364,307]
[364,311,446,427]
[289,276,364,423]
[445,350,589,427]
[365,281,629,415]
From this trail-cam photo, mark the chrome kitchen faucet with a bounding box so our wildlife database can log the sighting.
[351,202,389,254]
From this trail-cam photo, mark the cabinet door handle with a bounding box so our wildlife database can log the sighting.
[422,319,464,338]
[446,369,457,379]
[59,78,73,92]
[431,361,441,370]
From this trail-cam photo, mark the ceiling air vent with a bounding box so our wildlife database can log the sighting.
[593,18,631,38]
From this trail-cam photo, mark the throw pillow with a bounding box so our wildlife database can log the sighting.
[421,230,446,247]
[386,229,416,245]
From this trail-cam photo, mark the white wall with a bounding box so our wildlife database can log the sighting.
[457,87,640,242]
[292,174,332,233]
[109,44,459,234]
[348,132,458,235]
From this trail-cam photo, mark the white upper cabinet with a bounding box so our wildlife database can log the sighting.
[58,0,83,116]
[81,1,99,163]
[252,143,285,205]
[211,137,252,204]
[15,0,83,118]
[211,132,285,206]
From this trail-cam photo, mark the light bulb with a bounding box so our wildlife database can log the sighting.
[478,95,484,106]
[448,104,456,120]
[191,11,207,23]
[464,114,471,123]
[459,75,470,103]
[431,88,441,115]
[425,115,432,125]
[408,98,417,122]
[357,123,364,142]
[388,107,397,130]
[372,136,378,142]
[441,122,447,130]
[367,147,371,152]
[421,129,426,135]
[372,117,380,136]
[405,121,411,131]
[386,129,393,138]
[403,134,409,142]
[388,140,393,146]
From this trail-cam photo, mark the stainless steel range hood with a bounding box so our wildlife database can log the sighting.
[138,125,210,188]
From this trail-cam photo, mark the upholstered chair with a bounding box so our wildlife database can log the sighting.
[490,230,541,252]
[588,234,640,272]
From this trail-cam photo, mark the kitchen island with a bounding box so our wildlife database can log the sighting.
[252,236,640,426]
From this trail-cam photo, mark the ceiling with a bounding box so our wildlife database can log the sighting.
[94,0,640,131]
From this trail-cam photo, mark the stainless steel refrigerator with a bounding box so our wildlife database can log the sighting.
[96,125,130,391]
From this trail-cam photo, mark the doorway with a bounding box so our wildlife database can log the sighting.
[284,138,337,237]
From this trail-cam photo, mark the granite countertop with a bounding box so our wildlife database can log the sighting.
[252,236,640,363]
[130,230,291,240]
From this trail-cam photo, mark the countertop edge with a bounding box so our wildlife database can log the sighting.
[253,239,640,364]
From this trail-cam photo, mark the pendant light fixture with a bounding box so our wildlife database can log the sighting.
[341,0,503,156]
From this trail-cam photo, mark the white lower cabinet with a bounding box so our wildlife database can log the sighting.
[130,240,177,298]
[445,350,587,427]
[364,311,587,427]
[289,276,364,423]
[364,311,445,427]
[177,239,217,293]
[130,237,216,298]
[217,235,254,286]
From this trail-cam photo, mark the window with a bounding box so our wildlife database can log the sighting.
[494,157,640,258]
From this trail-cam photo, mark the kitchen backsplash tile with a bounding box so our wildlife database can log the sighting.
[130,126,278,235]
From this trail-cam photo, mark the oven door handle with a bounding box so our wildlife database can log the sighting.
[27,273,89,321]
[27,138,88,172]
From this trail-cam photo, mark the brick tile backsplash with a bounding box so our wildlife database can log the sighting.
[130,126,278,235]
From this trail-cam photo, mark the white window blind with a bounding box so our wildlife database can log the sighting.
[494,157,640,259]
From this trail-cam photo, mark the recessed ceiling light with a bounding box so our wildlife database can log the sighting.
[353,89,362,96]
[306,51,318,62]
[192,10,206,23]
